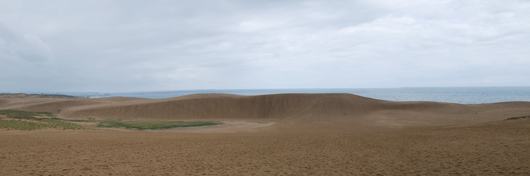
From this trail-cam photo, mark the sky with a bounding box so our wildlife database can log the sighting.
[1,0,529,92]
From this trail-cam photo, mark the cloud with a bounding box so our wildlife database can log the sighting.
[0,0,529,92]
[0,24,54,62]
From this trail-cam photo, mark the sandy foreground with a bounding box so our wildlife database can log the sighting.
[1,93,530,175]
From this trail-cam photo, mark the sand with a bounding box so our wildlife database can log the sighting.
[1,93,530,175]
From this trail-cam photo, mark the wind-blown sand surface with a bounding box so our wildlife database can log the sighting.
[1,93,530,175]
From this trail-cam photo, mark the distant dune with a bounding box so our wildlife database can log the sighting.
[2,93,530,132]
[0,99,7,107]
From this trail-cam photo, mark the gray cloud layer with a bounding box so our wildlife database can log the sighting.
[1,0,529,92]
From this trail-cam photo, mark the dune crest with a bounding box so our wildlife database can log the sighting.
[2,93,530,132]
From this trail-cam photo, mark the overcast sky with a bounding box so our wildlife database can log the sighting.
[1,0,529,92]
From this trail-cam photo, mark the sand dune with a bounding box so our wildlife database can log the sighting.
[64,94,379,120]
[2,93,530,132]
[2,93,530,175]
[0,99,7,107]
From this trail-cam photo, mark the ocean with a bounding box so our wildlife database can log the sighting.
[50,87,530,104]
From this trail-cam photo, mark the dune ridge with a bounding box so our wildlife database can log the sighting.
[2,93,529,132]
[2,93,530,175]
[66,94,380,119]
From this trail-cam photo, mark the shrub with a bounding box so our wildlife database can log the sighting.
[504,115,530,121]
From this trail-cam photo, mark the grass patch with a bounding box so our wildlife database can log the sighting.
[504,115,530,121]
[53,117,98,122]
[0,109,85,130]
[42,118,85,130]
[0,109,53,119]
[0,118,85,130]
[96,120,219,130]
[0,109,218,131]
[0,120,49,130]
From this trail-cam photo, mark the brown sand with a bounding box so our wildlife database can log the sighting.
[1,93,530,175]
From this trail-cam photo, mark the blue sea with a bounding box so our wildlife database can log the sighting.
[45,87,530,104]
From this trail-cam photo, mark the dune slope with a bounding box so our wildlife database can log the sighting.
[2,93,530,131]
[65,94,380,119]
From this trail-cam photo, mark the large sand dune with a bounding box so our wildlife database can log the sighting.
[3,93,530,131]
[1,94,530,175]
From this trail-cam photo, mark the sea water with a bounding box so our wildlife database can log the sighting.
[53,87,530,104]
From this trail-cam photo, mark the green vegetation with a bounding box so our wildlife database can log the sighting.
[57,109,61,113]
[96,120,219,130]
[42,118,85,130]
[504,115,530,121]
[54,117,98,122]
[0,109,219,131]
[0,109,84,130]
[0,109,53,119]
[53,118,219,130]
[0,120,48,130]
[0,118,85,130]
